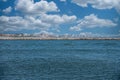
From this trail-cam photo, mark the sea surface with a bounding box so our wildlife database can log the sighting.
[0,40,120,80]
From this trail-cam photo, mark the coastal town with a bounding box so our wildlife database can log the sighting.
[0,33,120,40]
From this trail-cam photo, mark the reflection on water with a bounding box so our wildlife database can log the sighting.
[0,40,120,80]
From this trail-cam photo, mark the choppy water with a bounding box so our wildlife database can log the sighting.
[0,40,120,80]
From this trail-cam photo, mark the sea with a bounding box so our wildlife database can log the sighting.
[0,40,120,80]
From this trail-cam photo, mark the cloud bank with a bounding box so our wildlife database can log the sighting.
[0,0,76,32]
[0,0,119,35]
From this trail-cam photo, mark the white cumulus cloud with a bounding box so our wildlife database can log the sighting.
[3,6,12,13]
[41,14,77,25]
[70,14,117,31]
[0,16,51,31]
[15,0,59,14]
[72,0,120,13]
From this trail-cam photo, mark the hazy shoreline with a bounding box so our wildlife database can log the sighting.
[0,36,120,40]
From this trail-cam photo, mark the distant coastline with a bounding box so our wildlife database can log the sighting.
[0,36,120,40]
[0,34,120,40]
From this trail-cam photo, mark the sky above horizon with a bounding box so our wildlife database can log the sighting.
[0,0,120,36]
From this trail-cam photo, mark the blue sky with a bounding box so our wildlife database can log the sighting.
[0,0,120,36]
